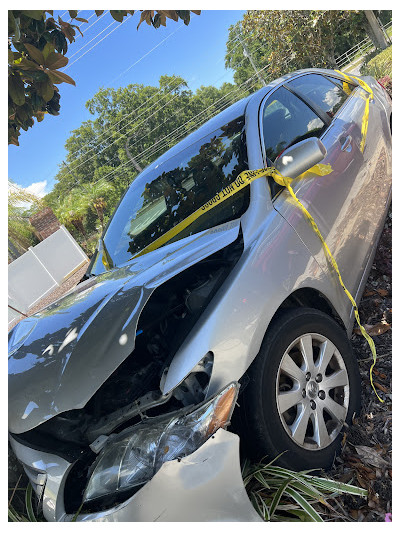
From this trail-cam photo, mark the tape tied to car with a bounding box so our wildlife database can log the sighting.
[335,70,374,154]
[130,158,382,402]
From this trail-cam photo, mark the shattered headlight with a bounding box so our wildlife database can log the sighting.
[84,382,239,502]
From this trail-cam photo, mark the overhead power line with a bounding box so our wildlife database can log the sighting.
[87,65,270,188]
[65,15,132,71]
[111,23,184,84]
[62,63,270,197]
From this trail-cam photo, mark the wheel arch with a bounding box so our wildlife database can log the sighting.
[271,287,347,332]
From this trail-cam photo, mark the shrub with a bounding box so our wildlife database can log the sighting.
[361,45,392,79]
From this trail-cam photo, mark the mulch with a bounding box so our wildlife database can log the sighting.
[326,207,392,522]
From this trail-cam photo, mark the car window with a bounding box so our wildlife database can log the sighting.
[286,73,350,118]
[94,116,249,270]
[262,86,326,164]
[324,75,357,97]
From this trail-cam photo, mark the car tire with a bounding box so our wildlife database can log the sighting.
[239,307,361,471]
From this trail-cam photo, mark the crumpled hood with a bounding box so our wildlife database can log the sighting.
[8,221,240,435]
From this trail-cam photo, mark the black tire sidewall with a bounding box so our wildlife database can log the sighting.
[241,308,361,470]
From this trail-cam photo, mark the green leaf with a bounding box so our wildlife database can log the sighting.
[37,80,54,102]
[25,484,37,522]
[110,11,125,23]
[42,42,55,60]
[24,43,45,65]
[17,57,41,69]
[269,478,293,519]
[8,73,25,106]
[21,11,44,21]
[308,477,368,496]
[285,486,323,522]
[8,10,16,34]
[45,51,68,69]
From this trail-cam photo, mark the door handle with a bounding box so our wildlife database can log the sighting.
[340,135,352,152]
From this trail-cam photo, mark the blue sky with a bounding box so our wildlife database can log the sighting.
[8,10,245,195]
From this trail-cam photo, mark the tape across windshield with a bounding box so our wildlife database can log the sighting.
[129,75,381,402]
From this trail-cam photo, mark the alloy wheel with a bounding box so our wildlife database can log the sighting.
[276,333,350,450]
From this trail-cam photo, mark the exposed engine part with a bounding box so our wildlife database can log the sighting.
[13,233,243,454]
[86,390,172,442]
[171,352,214,406]
[89,435,110,454]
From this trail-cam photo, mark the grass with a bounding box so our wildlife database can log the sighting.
[360,45,392,79]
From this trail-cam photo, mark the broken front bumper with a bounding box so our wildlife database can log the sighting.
[9,429,262,522]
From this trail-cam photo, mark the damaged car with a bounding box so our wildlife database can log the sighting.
[9,68,392,521]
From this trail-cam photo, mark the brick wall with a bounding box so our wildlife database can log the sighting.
[29,207,61,241]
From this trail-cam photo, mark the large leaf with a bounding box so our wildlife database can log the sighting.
[42,42,55,60]
[24,43,45,65]
[110,11,126,23]
[47,70,76,86]
[14,58,41,71]
[37,80,54,102]
[9,73,25,106]
[45,51,68,70]
[21,11,44,21]
[68,10,78,19]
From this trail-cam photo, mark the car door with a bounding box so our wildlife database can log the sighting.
[259,73,382,302]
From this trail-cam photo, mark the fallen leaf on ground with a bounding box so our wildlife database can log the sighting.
[374,382,389,394]
[376,289,389,297]
[354,445,389,469]
[354,323,391,336]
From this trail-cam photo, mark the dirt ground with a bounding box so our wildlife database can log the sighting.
[8,211,392,521]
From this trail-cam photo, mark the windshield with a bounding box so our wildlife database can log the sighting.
[92,116,249,272]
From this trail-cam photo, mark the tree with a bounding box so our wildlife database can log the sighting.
[8,181,43,258]
[81,180,114,231]
[55,190,88,238]
[42,74,243,247]
[8,10,201,146]
[226,10,369,83]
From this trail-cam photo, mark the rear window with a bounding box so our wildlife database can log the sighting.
[287,73,351,118]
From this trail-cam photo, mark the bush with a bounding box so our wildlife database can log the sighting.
[361,45,392,78]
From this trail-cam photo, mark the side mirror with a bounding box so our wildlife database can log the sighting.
[274,137,327,179]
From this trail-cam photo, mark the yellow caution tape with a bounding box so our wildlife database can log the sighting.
[335,70,374,154]
[127,72,381,401]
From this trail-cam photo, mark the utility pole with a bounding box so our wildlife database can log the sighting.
[62,160,80,188]
[364,10,388,50]
[237,30,266,87]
